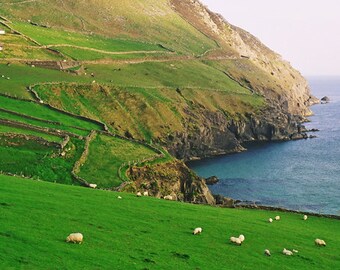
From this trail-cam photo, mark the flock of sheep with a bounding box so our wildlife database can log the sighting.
[191,214,327,258]
[64,194,328,263]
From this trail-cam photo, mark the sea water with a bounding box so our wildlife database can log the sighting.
[188,77,340,215]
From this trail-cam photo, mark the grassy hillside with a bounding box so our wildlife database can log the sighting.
[0,2,324,268]
[0,0,217,55]
[1,175,339,269]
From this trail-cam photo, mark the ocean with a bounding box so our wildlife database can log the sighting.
[188,77,340,215]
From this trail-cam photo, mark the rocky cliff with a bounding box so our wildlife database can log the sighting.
[122,160,216,205]
[163,0,319,160]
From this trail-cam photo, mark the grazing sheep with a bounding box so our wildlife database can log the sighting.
[264,249,271,256]
[275,216,281,221]
[117,196,122,199]
[143,191,149,196]
[282,248,293,256]
[315,239,326,246]
[164,195,173,200]
[293,249,299,253]
[230,236,242,246]
[193,227,202,235]
[268,218,273,223]
[303,215,308,221]
[66,233,83,244]
[238,234,245,243]
[136,192,142,197]
[88,184,97,189]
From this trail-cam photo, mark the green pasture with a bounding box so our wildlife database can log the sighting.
[1,175,339,269]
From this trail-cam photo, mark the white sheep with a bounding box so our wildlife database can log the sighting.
[88,184,97,189]
[193,227,202,235]
[143,191,149,196]
[264,249,271,256]
[136,192,142,197]
[268,218,273,223]
[315,239,326,246]
[293,249,299,253]
[282,248,293,256]
[66,233,83,244]
[238,234,245,243]
[230,236,242,246]
[164,195,173,200]
[303,215,308,221]
[117,196,122,199]
[275,216,281,221]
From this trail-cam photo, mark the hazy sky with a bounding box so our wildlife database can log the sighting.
[200,0,340,76]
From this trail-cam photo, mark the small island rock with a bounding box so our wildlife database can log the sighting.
[321,96,330,104]
[205,176,219,185]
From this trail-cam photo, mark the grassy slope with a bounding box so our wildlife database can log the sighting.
[0,123,63,142]
[33,61,264,140]
[79,134,158,187]
[0,0,217,55]
[0,137,84,184]
[0,63,92,98]
[11,22,167,52]
[1,175,339,270]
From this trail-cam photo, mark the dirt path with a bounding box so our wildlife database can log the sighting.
[45,44,173,55]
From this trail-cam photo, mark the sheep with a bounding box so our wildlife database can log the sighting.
[238,234,245,243]
[164,195,173,200]
[303,215,308,221]
[275,216,281,221]
[264,249,271,256]
[315,239,326,246]
[143,191,149,196]
[66,233,83,244]
[293,249,299,253]
[230,236,242,246]
[88,184,97,189]
[136,192,142,197]
[117,196,122,199]
[268,218,273,223]
[282,248,293,256]
[193,227,202,235]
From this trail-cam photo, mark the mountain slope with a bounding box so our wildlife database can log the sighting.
[0,1,317,191]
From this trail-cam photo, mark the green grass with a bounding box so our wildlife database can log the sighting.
[51,46,171,61]
[33,73,264,141]
[0,136,84,184]
[0,94,102,130]
[0,109,90,136]
[79,134,159,188]
[1,175,339,269]
[11,22,167,53]
[1,1,217,55]
[0,63,92,98]
[0,123,64,142]
[85,61,253,91]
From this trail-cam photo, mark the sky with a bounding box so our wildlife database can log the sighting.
[200,0,340,76]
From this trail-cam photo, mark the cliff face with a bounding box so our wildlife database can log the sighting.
[163,0,319,159]
[165,101,306,160]
[171,0,318,117]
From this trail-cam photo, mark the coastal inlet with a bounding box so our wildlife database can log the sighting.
[188,77,340,215]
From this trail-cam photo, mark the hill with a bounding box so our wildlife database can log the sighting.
[0,2,336,269]
[0,0,321,203]
[1,175,340,269]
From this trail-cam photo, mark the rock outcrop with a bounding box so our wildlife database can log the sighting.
[123,160,216,205]
[165,102,310,160]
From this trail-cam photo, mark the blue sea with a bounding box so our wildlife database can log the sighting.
[188,77,340,215]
